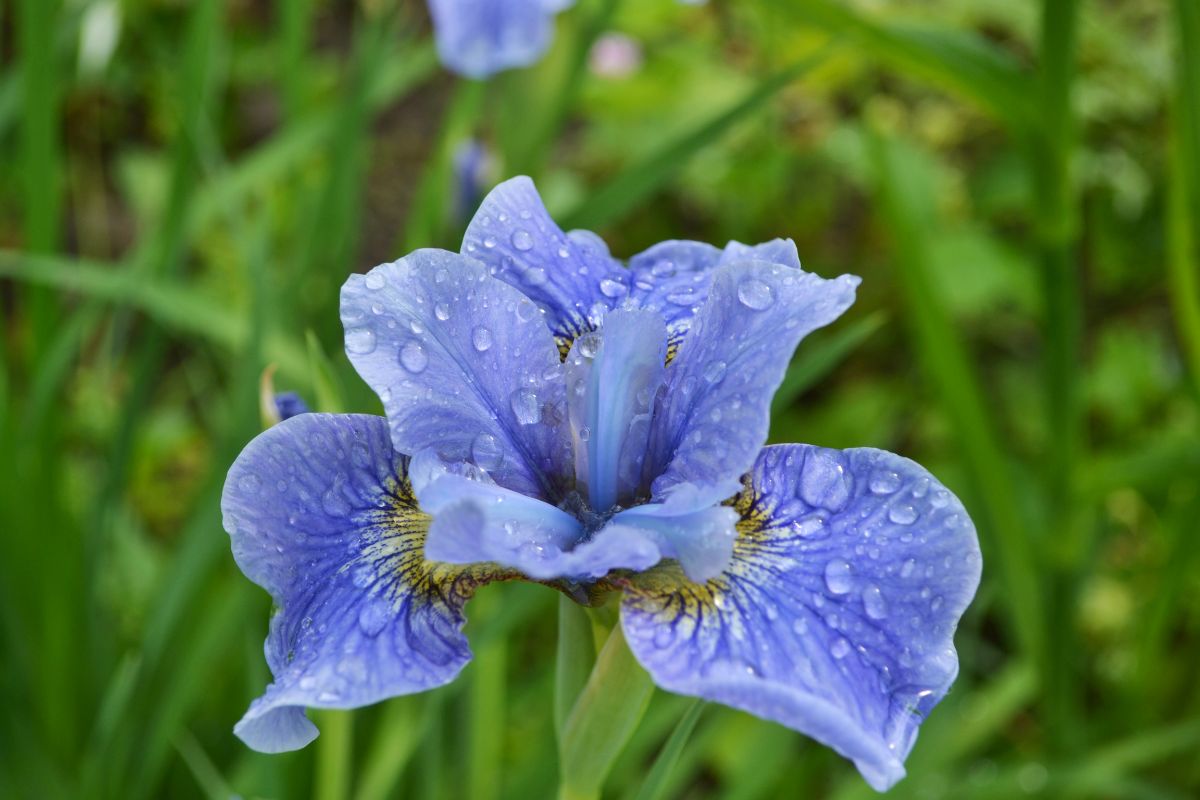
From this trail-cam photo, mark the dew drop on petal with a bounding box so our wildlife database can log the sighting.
[824,559,853,594]
[358,600,390,636]
[399,341,428,373]
[703,360,727,383]
[345,327,377,355]
[737,277,775,310]
[364,271,386,290]
[434,303,451,321]
[239,474,261,492]
[830,637,852,659]
[524,267,548,286]
[870,469,901,495]
[599,278,627,298]
[510,388,540,425]
[470,433,504,471]
[511,229,534,251]
[863,584,888,619]
[888,504,918,525]
[471,325,494,352]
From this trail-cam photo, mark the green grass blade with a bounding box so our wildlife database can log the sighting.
[631,699,705,800]
[556,595,597,739]
[867,132,1042,660]
[779,0,1036,132]
[1167,0,1200,396]
[562,49,831,231]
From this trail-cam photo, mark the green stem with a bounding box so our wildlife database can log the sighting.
[1034,0,1083,758]
[315,710,354,800]
[555,595,596,739]
[559,624,654,800]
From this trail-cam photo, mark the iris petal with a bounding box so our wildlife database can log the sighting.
[222,414,507,751]
[462,177,627,354]
[645,259,859,503]
[340,248,571,501]
[428,0,566,79]
[565,308,667,510]
[621,444,982,791]
[414,451,664,581]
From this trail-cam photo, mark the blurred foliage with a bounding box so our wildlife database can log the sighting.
[2,0,1199,798]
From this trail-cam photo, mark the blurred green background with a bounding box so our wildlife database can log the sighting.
[2,0,1199,797]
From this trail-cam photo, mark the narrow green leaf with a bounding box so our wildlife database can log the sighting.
[354,697,427,800]
[772,310,887,413]
[867,132,1041,660]
[306,330,347,414]
[632,699,705,800]
[560,625,655,800]
[555,595,596,739]
[315,710,355,800]
[562,49,831,231]
[779,0,1036,132]
[1167,0,1200,397]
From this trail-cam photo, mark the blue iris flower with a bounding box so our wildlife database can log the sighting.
[427,0,704,79]
[222,176,981,790]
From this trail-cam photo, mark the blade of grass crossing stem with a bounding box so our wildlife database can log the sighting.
[1168,0,1200,399]
[559,625,655,800]
[867,132,1041,662]
[562,49,830,231]
[174,731,237,800]
[779,0,1035,133]
[632,699,705,800]
[17,0,64,355]
[556,595,596,739]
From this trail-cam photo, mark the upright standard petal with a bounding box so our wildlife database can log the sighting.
[222,413,507,752]
[621,444,982,791]
[628,238,803,358]
[645,259,859,502]
[462,177,627,355]
[565,308,667,511]
[341,249,571,501]
[428,0,568,79]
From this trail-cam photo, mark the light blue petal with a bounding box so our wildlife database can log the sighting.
[629,238,803,357]
[461,177,627,354]
[565,308,667,511]
[610,494,739,582]
[645,259,859,502]
[340,249,571,501]
[222,414,505,752]
[414,451,664,580]
[428,0,570,79]
[621,444,982,791]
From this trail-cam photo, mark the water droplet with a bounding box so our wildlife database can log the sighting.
[863,585,888,619]
[511,229,534,251]
[792,616,809,636]
[737,277,775,310]
[510,389,540,425]
[434,303,451,321]
[364,271,386,290]
[870,470,901,494]
[238,474,261,492]
[930,595,944,612]
[337,656,368,683]
[900,558,916,578]
[472,325,494,352]
[399,341,428,373]
[888,504,918,525]
[599,278,627,298]
[830,637,852,659]
[345,327,376,355]
[824,559,853,594]
[524,267,547,286]
[557,246,570,258]
[703,360,727,383]
[482,236,497,249]
[470,433,504,471]
[434,268,448,284]
[409,319,425,335]
[358,600,390,636]
[322,483,350,519]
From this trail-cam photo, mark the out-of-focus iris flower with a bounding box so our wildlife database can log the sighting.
[273,392,311,422]
[222,176,981,790]
[428,0,704,78]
